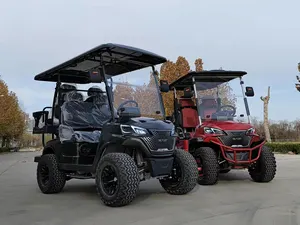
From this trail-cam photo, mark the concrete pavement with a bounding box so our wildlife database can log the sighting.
[0,152,300,225]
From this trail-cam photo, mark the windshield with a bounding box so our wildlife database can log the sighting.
[195,78,247,122]
[105,68,164,120]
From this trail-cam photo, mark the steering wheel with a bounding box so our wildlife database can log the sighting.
[218,105,236,116]
[117,100,139,112]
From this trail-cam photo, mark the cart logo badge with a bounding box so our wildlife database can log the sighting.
[158,138,167,143]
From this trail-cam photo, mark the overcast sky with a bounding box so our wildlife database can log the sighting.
[0,0,299,121]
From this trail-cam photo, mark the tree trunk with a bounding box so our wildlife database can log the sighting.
[260,86,271,142]
[2,137,5,147]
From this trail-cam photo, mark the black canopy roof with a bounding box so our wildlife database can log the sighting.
[34,43,167,83]
[169,70,247,90]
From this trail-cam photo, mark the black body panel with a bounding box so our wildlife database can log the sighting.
[38,117,176,176]
[129,117,174,130]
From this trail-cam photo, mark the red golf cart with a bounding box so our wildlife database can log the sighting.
[168,70,276,185]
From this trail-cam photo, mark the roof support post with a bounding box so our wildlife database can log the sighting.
[100,53,115,122]
[151,66,166,120]
[192,76,202,126]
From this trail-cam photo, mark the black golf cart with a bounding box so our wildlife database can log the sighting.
[32,43,198,207]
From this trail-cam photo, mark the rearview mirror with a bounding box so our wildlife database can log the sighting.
[245,86,254,97]
[160,80,169,93]
[89,70,103,83]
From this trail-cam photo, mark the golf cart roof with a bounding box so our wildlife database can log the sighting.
[169,70,247,90]
[34,43,167,83]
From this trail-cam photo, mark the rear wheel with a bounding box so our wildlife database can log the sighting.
[248,146,276,182]
[159,149,198,195]
[194,147,219,185]
[95,153,140,207]
[37,154,66,194]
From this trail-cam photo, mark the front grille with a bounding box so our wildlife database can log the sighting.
[218,130,251,147]
[150,130,171,136]
[225,152,249,161]
[141,129,175,151]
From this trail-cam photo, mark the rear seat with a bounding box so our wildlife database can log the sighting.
[58,91,111,143]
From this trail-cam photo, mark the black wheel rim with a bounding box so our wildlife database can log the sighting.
[168,160,182,186]
[101,165,118,196]
[39,164,50,186]
[250,161,262,175]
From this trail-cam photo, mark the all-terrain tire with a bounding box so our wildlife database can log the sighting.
[36,154,66,194]
[195,147,219,185]
[248,146,276,182]
[95,153,140,207]
[159,149,198,195]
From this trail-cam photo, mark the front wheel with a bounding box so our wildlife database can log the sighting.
[194,147,219,185]
[159,149,198,195]
[95,153,140,207]
[248,146,276,182]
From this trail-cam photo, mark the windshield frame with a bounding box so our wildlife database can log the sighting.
[103,66,166,121]
[191,76,251,124]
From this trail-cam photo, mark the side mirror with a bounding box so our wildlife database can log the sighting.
[160,80,169,93]
[245,86,254,97]
[295,83,300,92]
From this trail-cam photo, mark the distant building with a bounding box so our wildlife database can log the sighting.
[24,113,34,133]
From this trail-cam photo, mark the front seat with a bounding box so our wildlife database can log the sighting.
[178,87,199,129]
[199,96,218,120]
[85,86,107,105]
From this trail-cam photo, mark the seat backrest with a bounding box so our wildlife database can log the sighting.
[54,85,78,121]
[177,87,199,128]
[181,108,199,128]
[199,97,217,120]
[61,101,112,129]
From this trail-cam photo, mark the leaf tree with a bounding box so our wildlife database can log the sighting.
[0,78,26,147]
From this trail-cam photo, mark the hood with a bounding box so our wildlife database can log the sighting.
[129,117,174,130]
[202,120,253,131]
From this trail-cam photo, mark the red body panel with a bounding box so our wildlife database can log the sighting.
[201,120,252,131]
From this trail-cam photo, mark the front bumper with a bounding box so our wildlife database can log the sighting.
[148,156,174,177]
[210,140,266,165]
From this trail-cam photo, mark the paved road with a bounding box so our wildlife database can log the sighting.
[0,151,300,225]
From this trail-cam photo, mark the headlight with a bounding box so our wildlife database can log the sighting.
[171,126,175,136]
[203,127,225,135]
[120,125,148,135]
[245,128,255,135]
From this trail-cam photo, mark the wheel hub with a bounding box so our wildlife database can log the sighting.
[40,164,50,185]
[101,165,118,196]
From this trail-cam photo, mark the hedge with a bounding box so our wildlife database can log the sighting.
[0,147,20,153]
[266,142,300,154]
[0,147,11,153]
